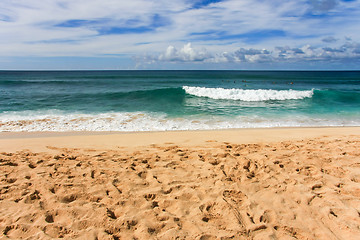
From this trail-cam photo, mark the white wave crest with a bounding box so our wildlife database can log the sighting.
[182,86,314,101]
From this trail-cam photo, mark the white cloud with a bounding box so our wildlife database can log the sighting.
[158,43,212,62]
[0,0,360,69]
[142,41,360,65]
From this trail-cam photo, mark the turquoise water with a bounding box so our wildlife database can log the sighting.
[0,70,359,131]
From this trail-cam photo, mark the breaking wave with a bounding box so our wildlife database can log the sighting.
[1,110,359,132]
[182,86,314,101]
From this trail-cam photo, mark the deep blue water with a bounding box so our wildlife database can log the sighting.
[0,70,359,131]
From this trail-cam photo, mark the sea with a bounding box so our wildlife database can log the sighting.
[0,70,359,132]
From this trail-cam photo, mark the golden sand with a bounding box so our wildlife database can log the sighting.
[0,127,359,239]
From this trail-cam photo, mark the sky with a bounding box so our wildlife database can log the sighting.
[0,0,360,70]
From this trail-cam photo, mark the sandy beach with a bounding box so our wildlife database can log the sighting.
[1,127,360,239]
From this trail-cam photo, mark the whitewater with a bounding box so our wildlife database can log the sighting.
[182,86,314,101]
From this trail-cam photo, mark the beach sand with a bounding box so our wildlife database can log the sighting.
[0,127,360,239]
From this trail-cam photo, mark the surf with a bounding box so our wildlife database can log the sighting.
[182,86,314,101]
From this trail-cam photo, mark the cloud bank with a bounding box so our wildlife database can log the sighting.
[141,41,360,65]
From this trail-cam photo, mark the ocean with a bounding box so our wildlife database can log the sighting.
[0,70,359,132]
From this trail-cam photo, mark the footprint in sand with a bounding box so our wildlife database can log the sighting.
[222,190,248,232]
[222,190,276,238]
[45,213,54,223]
[144,193,156,201]
[223,190,247,205]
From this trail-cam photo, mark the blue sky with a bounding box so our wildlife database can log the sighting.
[0,0,360,70]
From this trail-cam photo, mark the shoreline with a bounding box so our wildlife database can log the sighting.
[0,126,359,152]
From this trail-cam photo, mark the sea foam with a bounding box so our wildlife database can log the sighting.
[183,86,314,101]
[0,110,359,132]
